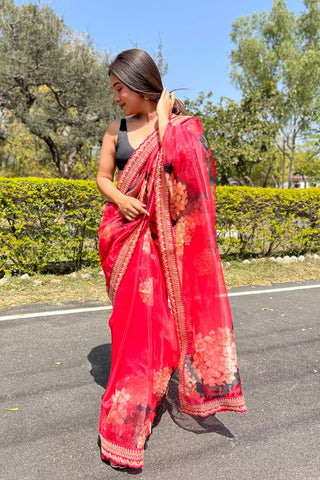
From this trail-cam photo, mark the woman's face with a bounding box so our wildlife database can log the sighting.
[110,73,144,116]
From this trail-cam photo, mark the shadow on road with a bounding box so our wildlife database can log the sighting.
[87,343,112,389]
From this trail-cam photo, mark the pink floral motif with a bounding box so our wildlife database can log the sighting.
[165,171,175,198]
[174,216,196,256]
[102,382,153,449]
[103,387,131,429]
[153,366,173,398]
[191,210,207,226]
[101,224,113,241]
[192,327,238,386]
[194,248,214,275]
[165,172,189,220]
[138,277,154,306]
[142,231,151,255]
[183,368,198,396]
[136,420,152,448]
[173,180,188,218]
[179,369,203,403]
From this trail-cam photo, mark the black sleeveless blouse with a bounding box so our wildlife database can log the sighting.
[115,118,135,171]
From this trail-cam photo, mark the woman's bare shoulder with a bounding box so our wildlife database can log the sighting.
[105,119,121,137]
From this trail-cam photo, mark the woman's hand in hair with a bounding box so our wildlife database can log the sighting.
[117,194,149,222]
[157,88,175,144]
[157,88,175,120]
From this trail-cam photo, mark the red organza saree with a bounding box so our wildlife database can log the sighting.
[98,115,246,468]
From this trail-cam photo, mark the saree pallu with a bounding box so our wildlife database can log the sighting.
[98,115,246,469]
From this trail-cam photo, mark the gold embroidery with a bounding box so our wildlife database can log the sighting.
[179,395,247,416]
[109,116,185,304]
[155,116,246,416]
[99,434,144,468]
[154,145,191,415]
[118,130,159,194]
[109,222,144,304]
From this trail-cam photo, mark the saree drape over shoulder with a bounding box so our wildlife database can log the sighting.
[98,115,246,469]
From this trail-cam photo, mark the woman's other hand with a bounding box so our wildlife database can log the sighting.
[157,88,175,144]
[118,195,149,222]
[156,88,175,120]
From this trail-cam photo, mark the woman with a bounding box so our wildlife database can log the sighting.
[96,49,246,470]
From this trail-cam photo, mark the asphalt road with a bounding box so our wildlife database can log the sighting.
[1,280,319,480]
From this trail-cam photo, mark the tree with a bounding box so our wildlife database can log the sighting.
[0,0,118,178]
[230,0,320,187]
[294,149,320,185]
[0,112,56,177]
[153,36,168,77]
[185,91,279,186]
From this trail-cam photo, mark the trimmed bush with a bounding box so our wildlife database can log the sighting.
[216,187,320,258]
[0,178,319,274]
[0,177,103,274]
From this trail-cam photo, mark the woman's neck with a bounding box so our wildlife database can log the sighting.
[135,104,158,124]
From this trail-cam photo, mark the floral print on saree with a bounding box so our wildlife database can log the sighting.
[98,115,246,468]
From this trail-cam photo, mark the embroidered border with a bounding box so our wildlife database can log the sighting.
[109,116,185,303]
[154,118,191,411]
[108,132,160,302]
[180,395,247,417]
[108,222,145,304]
[99,434,144,469]
[155,116,247,415]
[117,116,186,194]
[154,153,187,353]
[118,130,159,194]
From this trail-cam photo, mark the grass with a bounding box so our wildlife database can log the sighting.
[0,257,319,310]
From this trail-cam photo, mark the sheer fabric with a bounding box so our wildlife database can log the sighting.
[98,115,246,468]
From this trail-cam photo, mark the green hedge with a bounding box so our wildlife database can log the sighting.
[216,187,320,258]
[0,178,319,274]
[0,177,103,274]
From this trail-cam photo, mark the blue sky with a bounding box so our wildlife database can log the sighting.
[20,0,305,102]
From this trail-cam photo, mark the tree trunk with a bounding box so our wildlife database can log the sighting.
[26,124,79,178]
[287,135,296,189]
[59,148,78,179]
[262,163,273,187]
[282,138,286,188]
[288,153,294,188]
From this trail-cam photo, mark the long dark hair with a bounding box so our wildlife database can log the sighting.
[109,49,186,115]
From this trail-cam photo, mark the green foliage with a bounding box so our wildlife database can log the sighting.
[0,177,104,274]
[294,150,320,185]
[1,178,319,274]
[230,0,320,187]
[185,91,280,186]
[216,186,320,258]
[0,113,54,177]
[0,0,118,178]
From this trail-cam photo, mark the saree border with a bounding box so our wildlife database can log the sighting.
[117,115,185,194]
[108,132,159,303]
[180,395,247,416]
[154,115,189,355]
[99,434,144,469]
[155,116,247,416]
[117,129,159,194]
[109,116,186,304]
[108,222,145,304]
